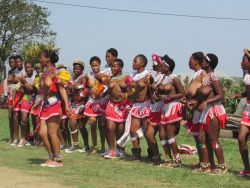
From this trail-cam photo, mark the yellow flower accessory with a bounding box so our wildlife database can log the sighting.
[58,70,71,85]
[35,73,42,89]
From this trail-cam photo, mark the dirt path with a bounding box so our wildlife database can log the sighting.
[0,166,71,188]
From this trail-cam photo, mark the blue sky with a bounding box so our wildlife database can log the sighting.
[32,0,250,77]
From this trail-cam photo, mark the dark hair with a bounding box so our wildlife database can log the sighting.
[107,48,118,57]
[205,53,218,69]
[9,56,15,61]
[192,52,204,65]
[42,50,59,63]
[113,59,124,68]
[90,56,101,65]
[14,55,23,61]
[136,54,148,67]
[25,62,33,67]
[244,51,250,62]
[162,54,175,72]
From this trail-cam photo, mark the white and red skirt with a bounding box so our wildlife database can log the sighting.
[241,100,250,127]
[148,101,164,126]
[13,93,24,112]
[161,99,186,125]
[20,98,33,113]
[183,111,201,136]
[84,96,107,117]
[199,102,227,133]
[40,101,62,121]
[131,100,151,119]
[70,101,85,120]
[105,99,132,123]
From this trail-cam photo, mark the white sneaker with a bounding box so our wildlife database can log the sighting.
[25,140,31,146]
[115,148,120,156]
[18,138,26,147]
[79,145,90,153]
[101,148,110,156]
[120,150,126,158]
[10,139,18,146]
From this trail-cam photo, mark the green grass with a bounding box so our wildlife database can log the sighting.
[0,110,249,187]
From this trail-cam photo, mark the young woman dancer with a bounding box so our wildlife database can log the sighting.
[56,64,71,150]
[157,54,186,168]
[104,59,133,159]
[118,54,152,161]
[11,55,26,145]
[66,60,90,153]
[7,56,16,144]
[182,52,215,170]
[145,54,165,165]
[32,63,44,146]
[32,50,71,167]
[100,48,119,156]
[84,56,106,154]
[190,53,227,174]
[18,62,36,147]
[230,49,250,176]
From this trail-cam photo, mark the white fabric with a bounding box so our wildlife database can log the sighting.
[133,70,149,81]
[154,72,164,86]
[192,110,201,124]
[150,101,164,112]
[161,74,177,85]
[163,99,182,118]
[26,73,36,85]
[243,73,250,86]
[48,96,58,105]
[14,67,26,78]
[168,138,175,144]
[100,64,112,76]
[191,69,203,82]
[245,103,250,119]
[199,102,226,124]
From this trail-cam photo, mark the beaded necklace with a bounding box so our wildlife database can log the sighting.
[39,66,56,96]
[111,74,128,83]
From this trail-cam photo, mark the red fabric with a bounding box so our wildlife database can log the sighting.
[148,111,162,126]
[40,102,62,121]
[33,108,40,116]
[161,101,186,125]
[183,116,200,136]
[131,101,150,119]
[13,93,24,112]
[105,99,131,123]
[84,98,106,117]
[49,77,58,93]
[20,99,33,113]
[241,111,250,127]
[8,95,12,107]
[199,104,227,133]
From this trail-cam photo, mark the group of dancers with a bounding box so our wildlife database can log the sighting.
[5,48,250,176]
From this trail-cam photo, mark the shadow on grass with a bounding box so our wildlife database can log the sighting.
[0,138,10,142]
[228,169,250,179]
[28,158,45,165]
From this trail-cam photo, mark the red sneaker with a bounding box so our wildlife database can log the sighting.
[40,160,53,167]
[236,170,250,177]
[189,163,200,169]
[18,138,26,147]
[104,150,116,159]
[47,161,63,167]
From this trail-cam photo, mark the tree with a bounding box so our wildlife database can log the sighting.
[0,0,56,72]
[20,38,60,64]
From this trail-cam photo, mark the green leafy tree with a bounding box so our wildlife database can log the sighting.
[20,38,60,64]
[0,0,56,76]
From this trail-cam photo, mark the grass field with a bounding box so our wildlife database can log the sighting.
[0,110,249,187]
